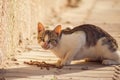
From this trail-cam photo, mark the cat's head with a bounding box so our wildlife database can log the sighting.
[37,22,62,50]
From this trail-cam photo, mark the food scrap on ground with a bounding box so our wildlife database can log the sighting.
[24,60,63,70]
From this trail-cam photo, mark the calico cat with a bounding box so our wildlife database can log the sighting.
[37,22,120,67]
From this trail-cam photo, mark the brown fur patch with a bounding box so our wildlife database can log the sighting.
[61,24,118,51]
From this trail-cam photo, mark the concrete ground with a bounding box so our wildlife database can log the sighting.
[0,0,120,80]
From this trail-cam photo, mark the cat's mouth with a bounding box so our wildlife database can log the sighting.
[42,42,50,50]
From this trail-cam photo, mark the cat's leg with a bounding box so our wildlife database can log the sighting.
[62,49,82,65]
[56,49,79,67]
[85,58,102,62]
[102,50,120,65]
[55,59,62,67]
[96,37,120,65]
[54,47,81,67]
[55,54,72,67]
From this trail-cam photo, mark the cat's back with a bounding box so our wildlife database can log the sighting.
[62,24,118,51]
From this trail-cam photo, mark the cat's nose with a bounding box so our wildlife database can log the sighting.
[43,42,48,47]
[42,42,50,49]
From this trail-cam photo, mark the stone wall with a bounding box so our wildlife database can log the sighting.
[0,0,69,64]
[0,0,13,64]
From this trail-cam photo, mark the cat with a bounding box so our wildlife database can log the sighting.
[37,22,120,67]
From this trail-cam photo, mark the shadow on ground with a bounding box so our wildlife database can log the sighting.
[1,62,114,78]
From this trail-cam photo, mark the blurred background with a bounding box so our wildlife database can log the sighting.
[0,0,120,63]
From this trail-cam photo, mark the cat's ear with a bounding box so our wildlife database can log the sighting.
[54,25,62,35]
[38,22,45,32]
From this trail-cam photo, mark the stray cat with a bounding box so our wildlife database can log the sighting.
[37,22,120,67]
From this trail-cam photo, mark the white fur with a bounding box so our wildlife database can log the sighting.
[49,31,120,66]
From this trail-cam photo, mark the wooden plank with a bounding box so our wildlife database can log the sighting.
[5,77,113,80]
[4,69,114,78]
[5,70,114,75]
[5,65,115,71]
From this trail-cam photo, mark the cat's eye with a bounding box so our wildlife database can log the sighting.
[40,37,45,42]
[48,39,57,43]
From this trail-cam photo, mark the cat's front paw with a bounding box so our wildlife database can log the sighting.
[55,59,63,68]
